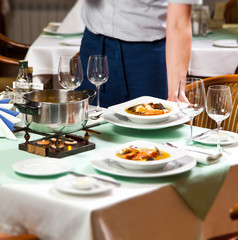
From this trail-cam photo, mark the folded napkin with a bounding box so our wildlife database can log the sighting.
[57,0,85,34]
[0,99,20,140]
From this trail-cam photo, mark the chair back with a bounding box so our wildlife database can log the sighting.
[224,0,238,23]
[193,74,238,133]
[0,33,30,91]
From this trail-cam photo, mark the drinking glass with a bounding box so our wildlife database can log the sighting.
[58,55,83,90]
[87,55,109,112]
[206,85,232,153]
[177,77,206,145]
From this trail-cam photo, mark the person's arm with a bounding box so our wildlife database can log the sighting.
[166,3,192,101]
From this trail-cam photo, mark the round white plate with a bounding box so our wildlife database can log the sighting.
[91,156,196,178]
[60,38,82,46]
[54,175,114,195]
[193,130,238,146]
[12,158,72,177]
[108,140,188,171]
[213,39,238,48]
[108,96,179,124]
[103,111,189,130]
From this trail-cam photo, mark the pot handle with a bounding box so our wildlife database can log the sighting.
[14,103,39,116]
[81,89,96,104]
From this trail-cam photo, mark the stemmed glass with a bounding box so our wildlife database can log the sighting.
[177,77,206,145]
[87,55,109,112]
[58,55,83,90]
[206,85,232,153]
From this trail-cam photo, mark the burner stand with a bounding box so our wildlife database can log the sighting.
[15,127,96,158]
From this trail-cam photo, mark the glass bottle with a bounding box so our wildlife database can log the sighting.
[28,66,33,91]
[15,60,30,104]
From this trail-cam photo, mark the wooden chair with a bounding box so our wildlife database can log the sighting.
[0,233,39,240]
[207,203,238,240]
[193,74,238,133]
[224,0,238,23]
[0,33,30,91]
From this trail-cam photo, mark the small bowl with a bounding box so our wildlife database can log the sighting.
[109,140,187,171]
[108,96,178,124]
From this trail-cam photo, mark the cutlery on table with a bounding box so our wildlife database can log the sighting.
[67,171,121,187]
[163,142,222,160]
[89,112,103,120]
[191,127,222,140]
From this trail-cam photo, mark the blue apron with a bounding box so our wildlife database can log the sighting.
[77,28,168,108]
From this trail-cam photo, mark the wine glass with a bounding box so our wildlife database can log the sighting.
[206,85,232,153]
[177,77,206,145]
[58,55,83,90]
[87,55,109,112]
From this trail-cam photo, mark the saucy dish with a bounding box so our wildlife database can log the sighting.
[125,102,171,116]
[116,146,170,161]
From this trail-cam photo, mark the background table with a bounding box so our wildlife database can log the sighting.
[25,27,238,89]
[0,122,238,240]
[189,27,238,77]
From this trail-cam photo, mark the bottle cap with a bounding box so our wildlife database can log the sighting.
[18,60,28,69]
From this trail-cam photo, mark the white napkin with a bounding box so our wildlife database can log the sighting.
[167,143,222,165]
[0,99,20,140]
[57,0,85,34]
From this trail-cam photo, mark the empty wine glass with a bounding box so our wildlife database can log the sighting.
[177,77,206,145]
[87,55,109,112]
[58,55,83,90]
[206,85,232,153]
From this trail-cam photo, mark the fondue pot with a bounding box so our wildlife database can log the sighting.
[14,89,96,134]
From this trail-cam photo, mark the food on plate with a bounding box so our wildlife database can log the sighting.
[116,145,170,161]
[125,102,171,116]
[71,176,95,190]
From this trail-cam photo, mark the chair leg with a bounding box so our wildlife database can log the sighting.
[207,232,238,240]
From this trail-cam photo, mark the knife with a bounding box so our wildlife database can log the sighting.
[191,128,220,140]
[67,171,121,187]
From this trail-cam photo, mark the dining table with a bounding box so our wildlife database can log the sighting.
[0,108,238,240]
[25,26,238,89]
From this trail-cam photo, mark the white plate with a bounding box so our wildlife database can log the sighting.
[108,96,179,124]
[108,140,188,171]
[12,158,72,176]
[213,39,238,48]
[193,130,238,146]
[60,38,82,46]
[103,111,189,130]
[54,175,114,195]
[91,156,196,178]
[43,27,82,35]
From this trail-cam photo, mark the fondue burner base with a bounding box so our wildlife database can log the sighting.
[19,133,95,158]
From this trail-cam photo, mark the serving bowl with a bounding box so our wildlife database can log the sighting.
[108,140,188,171]
[108,96,179,124]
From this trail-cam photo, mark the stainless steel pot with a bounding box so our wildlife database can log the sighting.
[14,89,96,134]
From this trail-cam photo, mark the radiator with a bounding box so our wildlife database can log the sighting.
[5,0,76,44]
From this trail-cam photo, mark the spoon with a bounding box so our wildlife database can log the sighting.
[89,113,103,120]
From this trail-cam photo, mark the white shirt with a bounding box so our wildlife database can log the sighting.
[82,0,203,42]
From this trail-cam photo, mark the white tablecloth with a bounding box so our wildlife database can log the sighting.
[0,124,238,240]
[189,38,238,77]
